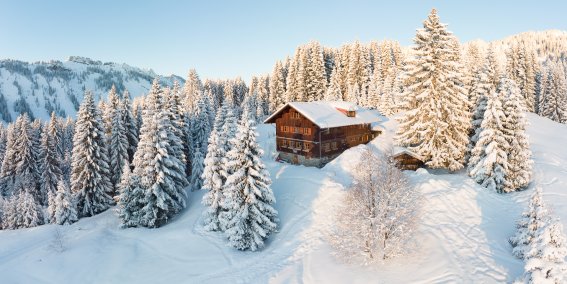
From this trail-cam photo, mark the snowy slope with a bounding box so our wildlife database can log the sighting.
[0,57,183,122]
[1,113,566,283]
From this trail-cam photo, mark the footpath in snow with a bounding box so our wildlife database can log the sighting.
[1,113,565,283]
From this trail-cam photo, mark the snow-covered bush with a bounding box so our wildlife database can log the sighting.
[329,148,419,264]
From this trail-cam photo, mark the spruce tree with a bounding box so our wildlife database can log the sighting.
[219,107,278,251]
[202,102,228,231]
[467,64,493,161]
[120,90,139,162]
[52,180,78,225]
[109,99,129,192]
[468,93,509,193]
[522,219,567,283]
[269,61,286,112]
[131,101,188,228]
[71,91,114,218]
[40,113,63,206]
[12,114,41,198]
[501,78,532,192]
[324,66,343,101]
[510,187,547,259]
[117,162,144,228]
[396,9,470,171]
[190,96,211,191]
[0,124,6,170]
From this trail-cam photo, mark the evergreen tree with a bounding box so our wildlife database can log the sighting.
[117,162,144,228]
[190,96,211,191]
[12,114,41,198]
[219,107,278,251]
[324,66,343,101]
[501,79,532,192]
[40,113,63,205]
[522,219,567,283]
[133,107,188,228]
[540,63,567,123]
[468,93,509,193]
[71,91,114,218]
[467,64,493,161]
[202,103,228,231]
[166,81,189,183]
[0,124,6,170]
[52,180,78,225]
[3,190,43,229]
[183,69,203,113]
[109,101,129,192]
[305,41,327,101]
[120,90,139,163]
[396,9,470,171]
[510,188,547,259]
[269,61,286,112]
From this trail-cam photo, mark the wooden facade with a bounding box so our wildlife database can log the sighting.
[267,105,379,167]
[393,151,424,171]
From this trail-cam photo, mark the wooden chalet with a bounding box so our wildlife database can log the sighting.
[264,101,382,167]
[393,146,424,171]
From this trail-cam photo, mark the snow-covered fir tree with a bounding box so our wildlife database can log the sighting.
[269,60,286,112]
[324,66,343,101]
[165,81,188,182]
[0,124,6,170]
[501,78,532,191]
[120,90,139,163]
[218,106,278,251]
[129,98,188,228]
[70,91,114,218]
[510,187,548,259]
[190,96,211,191]
[468,92,509,193]
[183,69,204,113]
[51,180,78,225]
[109,95,129,192]
[40,112,63,206]
[521,218,567,283]
[117,162,144,228]
[396,9,470,171]
[11,114,41,198]
[305,41,327,102]
[539,62,567,123]
[467,64,493,161]
[201,102,229,231]
[2,190,43,229]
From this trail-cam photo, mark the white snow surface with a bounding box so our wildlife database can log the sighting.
[264,101,382,128]
[1,112,566,283]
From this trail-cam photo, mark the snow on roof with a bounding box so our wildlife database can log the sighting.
[264,101,382,128]
[393,146,423,161]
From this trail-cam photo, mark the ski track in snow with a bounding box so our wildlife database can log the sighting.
[2,113,567,283]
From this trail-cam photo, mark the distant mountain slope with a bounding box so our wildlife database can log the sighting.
[0,56,183,122]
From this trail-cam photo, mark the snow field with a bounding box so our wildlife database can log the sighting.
[1,113,566,283]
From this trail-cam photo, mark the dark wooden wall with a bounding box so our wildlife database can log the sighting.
[274,106,376,160]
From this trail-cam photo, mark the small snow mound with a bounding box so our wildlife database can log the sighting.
[415,168,429,175]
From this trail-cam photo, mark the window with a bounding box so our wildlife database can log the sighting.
[291,112,301,119]
[304,128,311,135]
[294,127,299,133]
[303,142,311,151]
[283,126,289,133]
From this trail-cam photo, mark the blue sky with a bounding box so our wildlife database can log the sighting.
[1,0,566,80]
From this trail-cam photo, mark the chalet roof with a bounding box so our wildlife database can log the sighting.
[264,101,382,128]
[393,146,424,161]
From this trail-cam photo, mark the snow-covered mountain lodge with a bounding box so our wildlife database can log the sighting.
[264,101,382,167]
